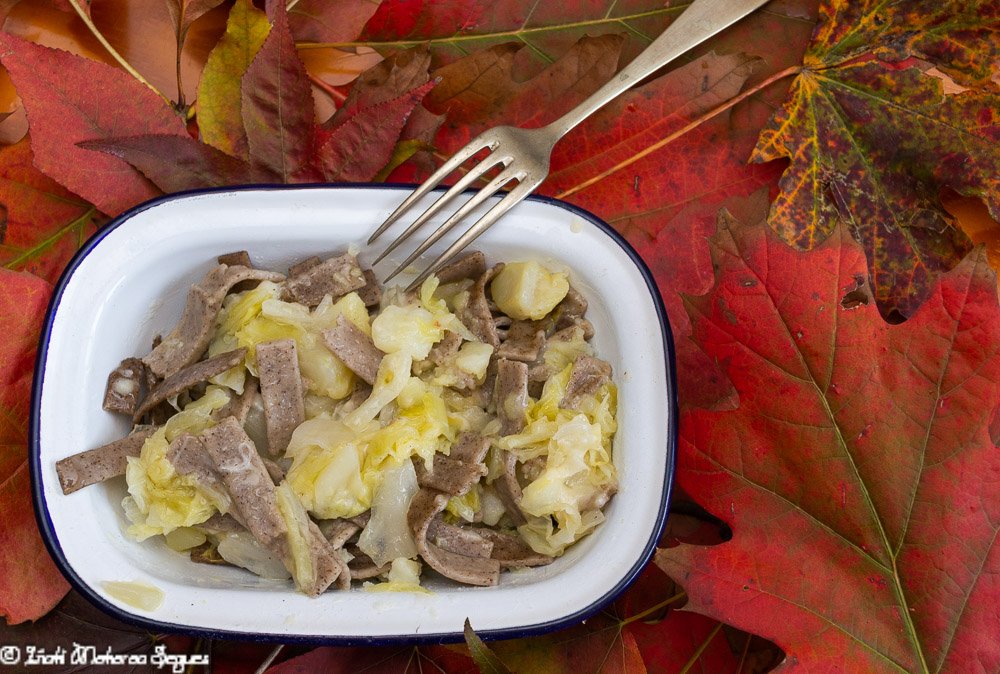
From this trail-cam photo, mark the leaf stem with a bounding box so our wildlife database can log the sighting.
[184,638,203,674]
[307,72,347,103]
[620,591,687,625]
[252,644,283,674]
[175,24,186,111]
[65,0,172,106]
[294,7,684,52]
[4,207,96,269]
[556,64,803,199]
[678,621,723,674]
[734,631,751,674]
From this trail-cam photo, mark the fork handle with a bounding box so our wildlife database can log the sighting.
[545,0,771,139]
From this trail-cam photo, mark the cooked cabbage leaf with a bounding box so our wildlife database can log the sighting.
[215,530,291,580]
[222,290,370,400]
[275,480,316,593]
[343,351,413,432]
[518,407,615,560]
[445,483,481,523]
[357,459,419,567]
[543,325,594,372]
[208,281,283,393]
[368,386,452,471]
[285,418,371,519]
[371,304,442,360]
[125,387,232,540]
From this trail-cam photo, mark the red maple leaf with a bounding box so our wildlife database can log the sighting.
[657,211,1000,671]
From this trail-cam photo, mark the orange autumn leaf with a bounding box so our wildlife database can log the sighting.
[944,192,1000,280]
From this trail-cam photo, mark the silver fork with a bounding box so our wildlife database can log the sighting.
[368,0,769,289]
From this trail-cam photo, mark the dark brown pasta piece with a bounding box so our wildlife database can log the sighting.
[284,253,366,307]
[143,265,283,379]
[133,348,248,423]
[255,339,306,456]
[320,314,384,386]
[102,358,144,415]
[56,427,157,495]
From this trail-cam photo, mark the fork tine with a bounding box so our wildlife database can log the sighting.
[404,181,536,292]
[367,135,496,245]
[382,168,522,284]
[371,152,511,266]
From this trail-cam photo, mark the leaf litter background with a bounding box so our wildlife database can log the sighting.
[1,0,999,671]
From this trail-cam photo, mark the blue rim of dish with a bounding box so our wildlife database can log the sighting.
[29,183,677,647]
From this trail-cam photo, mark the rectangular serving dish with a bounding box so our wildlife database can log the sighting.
[30,185,676,644]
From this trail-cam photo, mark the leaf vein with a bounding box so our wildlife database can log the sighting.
[2,207,95,269]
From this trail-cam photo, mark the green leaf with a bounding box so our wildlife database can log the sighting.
[464,619,514,674]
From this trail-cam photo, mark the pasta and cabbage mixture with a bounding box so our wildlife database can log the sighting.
[56,250,618,595]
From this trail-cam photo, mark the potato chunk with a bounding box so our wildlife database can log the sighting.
[490,261,569,320]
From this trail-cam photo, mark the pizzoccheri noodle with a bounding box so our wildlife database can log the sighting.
[55,250,618,595]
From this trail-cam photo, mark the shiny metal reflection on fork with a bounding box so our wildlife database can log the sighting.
[365,0,770,291]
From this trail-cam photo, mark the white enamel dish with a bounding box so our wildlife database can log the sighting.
[30,185,676,644]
